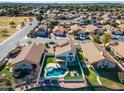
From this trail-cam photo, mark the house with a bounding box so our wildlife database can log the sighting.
[110,42,124,59]
[109,19,121,26]
[85,25,98,33]
[35,25,49,37]
[52,25,66,37]
[11,43,45,77]
[70,24,86,36]
[81,42,116,68]
[55,39,77,66]
[103,25,124,36]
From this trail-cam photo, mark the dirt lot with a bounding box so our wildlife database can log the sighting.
[0,16,33,43]
[0,16,30,26]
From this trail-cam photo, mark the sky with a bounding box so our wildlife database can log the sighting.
[0,0,124,3]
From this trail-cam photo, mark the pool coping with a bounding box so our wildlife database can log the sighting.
[44,63,69,79]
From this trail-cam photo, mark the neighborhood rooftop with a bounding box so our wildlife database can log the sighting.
[111,42,124,57]
[11,43,45,65]
[81,42,105,64]
[55,39,76,55]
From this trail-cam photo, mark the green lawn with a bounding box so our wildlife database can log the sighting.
[83,67,99,86]
[96,68,124,89]
[0,64,13,80]
[64,65,83,80]
[40,56,55,78]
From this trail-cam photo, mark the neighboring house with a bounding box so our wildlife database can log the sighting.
[109,19,121,26]
[103,25,124,36]
[11,43,45,77]
[70,24,86,36]
[55,39,77,66]
[35,25,49,37]
[90,17,99,25]
[81,42,116,68]
[52,25,66,37]
[110,42,124,59]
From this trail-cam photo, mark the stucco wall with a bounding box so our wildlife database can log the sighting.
[97,59,116,68]
[13,61,33,70]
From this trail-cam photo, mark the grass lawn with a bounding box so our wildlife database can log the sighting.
[83,67,99,86]
[64,65,83,80]
[0,64,13,80]
[96,68,124,89]
[40,56,55,78]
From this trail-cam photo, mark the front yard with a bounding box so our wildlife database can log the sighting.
[0,64,13,80]
[96,68,124,89]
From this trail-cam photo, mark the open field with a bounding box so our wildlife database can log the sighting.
[0,27,17,43]
[0,16,34,43]
[0,16,30,26]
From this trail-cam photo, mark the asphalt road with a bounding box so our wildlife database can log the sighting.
[0,19,38,62]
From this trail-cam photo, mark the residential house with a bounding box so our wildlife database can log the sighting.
[103,25,124,36]
[35,25,49,37]
[110,42,124,59]
[55,39,77,66]
[52,25,66,37]
[70,24,87,37]
[81,42,116,68]
[11,43,45,77]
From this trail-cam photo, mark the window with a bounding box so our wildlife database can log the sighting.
[69,52,73,55]
[21,64,27,69]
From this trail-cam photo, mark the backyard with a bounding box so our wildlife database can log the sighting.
[64,65,83,80]
[40,56,83,80]
[40,56,55,79]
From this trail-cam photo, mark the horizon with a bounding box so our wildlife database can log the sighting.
[0,0,124,3]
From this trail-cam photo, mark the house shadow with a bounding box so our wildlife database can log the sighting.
[0,62,6,71]
[95,67,122,83]
[82,61,90,76]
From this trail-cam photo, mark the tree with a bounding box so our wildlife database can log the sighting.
[83,19,90,25]
[102,33,111,46]
[36,15,43,22]
[48,20,59,28]
[93,34,101,43]
[9,21,16,26]
[20,21,25,28]
[27,39,32,45]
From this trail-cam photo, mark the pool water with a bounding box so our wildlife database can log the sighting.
[46,67,67,77]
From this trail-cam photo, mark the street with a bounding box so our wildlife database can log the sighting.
[0,19,39,62]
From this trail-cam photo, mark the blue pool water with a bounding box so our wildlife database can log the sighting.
[46,67,67,77]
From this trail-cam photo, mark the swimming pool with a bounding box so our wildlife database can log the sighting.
[45,67,68,78]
